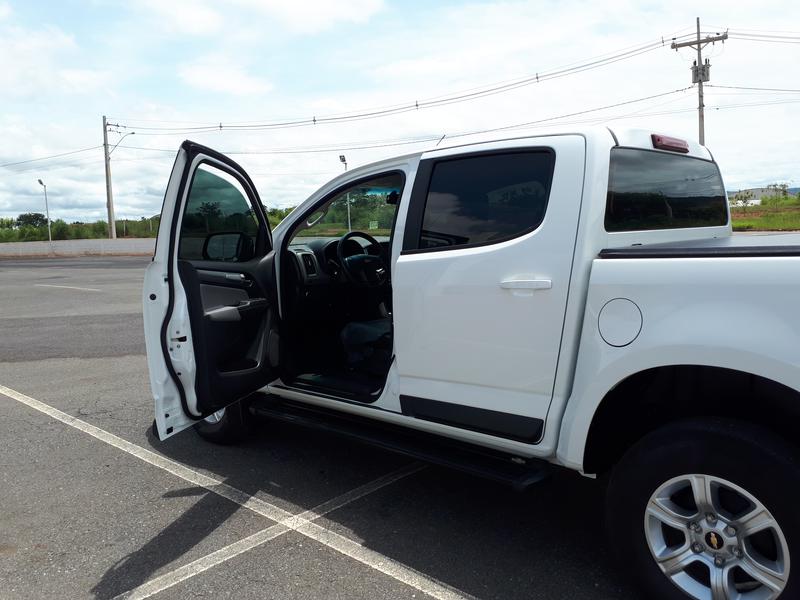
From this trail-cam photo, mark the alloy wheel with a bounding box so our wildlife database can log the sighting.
[645,473,790,600]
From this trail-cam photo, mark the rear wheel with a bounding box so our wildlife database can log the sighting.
[606,419,798,599]
[194,399,252,445]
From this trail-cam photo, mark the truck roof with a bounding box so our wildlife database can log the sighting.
[345,124,712,179]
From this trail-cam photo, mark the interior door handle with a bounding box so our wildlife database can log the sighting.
[499,279,552,290]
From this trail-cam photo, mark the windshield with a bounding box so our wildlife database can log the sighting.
[289,172,403,245]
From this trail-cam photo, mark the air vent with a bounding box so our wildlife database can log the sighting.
[301,253,317,276]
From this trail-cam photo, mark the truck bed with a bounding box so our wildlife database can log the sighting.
[599,232,800,259]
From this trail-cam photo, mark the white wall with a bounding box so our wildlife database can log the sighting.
[0,238,155,258]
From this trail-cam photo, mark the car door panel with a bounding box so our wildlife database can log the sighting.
[144,141,280,440]
[392,137,586,442]
[177,257,278,410]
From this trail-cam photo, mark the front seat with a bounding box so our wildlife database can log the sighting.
[340,318,392,376]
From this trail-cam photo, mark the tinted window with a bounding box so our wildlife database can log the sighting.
[605,148,727,232]
[418,151,554,250]
[178,164,260,261]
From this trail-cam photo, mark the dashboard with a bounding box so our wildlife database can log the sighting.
[288,237,387,285]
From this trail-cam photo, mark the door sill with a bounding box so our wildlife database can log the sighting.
[269,381,383,407]
[274,372,385,404]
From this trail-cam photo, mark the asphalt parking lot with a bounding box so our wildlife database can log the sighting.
[0,256,639,600]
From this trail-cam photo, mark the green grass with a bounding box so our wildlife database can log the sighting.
[731,208,800,232]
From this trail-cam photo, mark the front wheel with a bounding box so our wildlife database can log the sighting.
[606,419,798,600]
[194,399,252,445]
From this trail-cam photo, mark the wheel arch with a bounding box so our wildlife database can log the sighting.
[582,365,800,475]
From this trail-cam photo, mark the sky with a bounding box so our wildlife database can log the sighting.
[1,0,798,223]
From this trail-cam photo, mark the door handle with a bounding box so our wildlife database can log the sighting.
[224,272,254,287]
[499,279,552,290]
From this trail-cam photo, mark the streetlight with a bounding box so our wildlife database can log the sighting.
[339,155,351,232]
[105,129,134,240]
[37,179,52,244]
[109,131,135,156]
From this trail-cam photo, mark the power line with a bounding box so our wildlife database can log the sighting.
[727,36,800,45]
[706,84,800,93]
[108,34,697,136]
[6,94,793,180]
[725,30,800,45]
[727,31,800,40]
[709,98,800,110]
[3,156,104,174]
[712,26,800,35]
[109,28,698,131]
[0,146,102,169]
[703,26,800,42]
[119,135,443,156]
[111,93,800,162]
[452,88,693,138]
[114,88,693,157]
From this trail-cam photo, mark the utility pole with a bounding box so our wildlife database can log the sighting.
[102,115,117,239]
[671,18,728,145]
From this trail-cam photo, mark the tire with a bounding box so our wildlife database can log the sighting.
[606,418,799,600]
[194,399,252,445]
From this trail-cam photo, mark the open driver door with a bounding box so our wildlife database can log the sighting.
[143,141,280,439]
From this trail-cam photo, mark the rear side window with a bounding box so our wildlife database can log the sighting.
[417,151,554,250]
[605,148,727,232]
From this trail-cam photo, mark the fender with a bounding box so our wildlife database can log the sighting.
[556,255,800,470]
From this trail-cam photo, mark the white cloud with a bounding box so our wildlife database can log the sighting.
[233,0,384,33]
[134,0,384,37]
[58,68,110,93]
[0,17,110,99]
[178,57,272,95]
[0,26,77,98]
[0,3,11,20]
[139,0,222,35]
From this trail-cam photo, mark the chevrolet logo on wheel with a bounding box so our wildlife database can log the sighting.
[706,532,722,550]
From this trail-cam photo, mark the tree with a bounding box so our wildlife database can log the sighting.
[197,202,222,232]
[16,212,48,228]
[767,183,790,198]
[51,219,69,240]
[91,221,108,237]
[267,206,294,228]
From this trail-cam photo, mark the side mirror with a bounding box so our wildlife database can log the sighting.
[202,232,254,262]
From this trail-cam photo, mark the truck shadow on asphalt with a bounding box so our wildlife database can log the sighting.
[91,419,638,600]
[90,482,243,599]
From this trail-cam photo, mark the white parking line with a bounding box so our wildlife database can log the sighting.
[0,384,468,600]
[0,383,290,522]
[34,284,102,292]
[116,466,427,600]
[117,524,291,600]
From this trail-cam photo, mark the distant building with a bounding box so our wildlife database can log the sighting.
[728,186,796,206]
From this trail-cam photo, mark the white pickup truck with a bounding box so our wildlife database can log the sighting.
[143,127,800,600]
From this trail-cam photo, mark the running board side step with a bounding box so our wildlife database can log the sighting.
[248,395,550,491]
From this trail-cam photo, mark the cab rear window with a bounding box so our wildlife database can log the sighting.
[605,148,727,232]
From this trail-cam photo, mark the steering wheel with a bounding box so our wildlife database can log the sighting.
[336,231,389,288]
